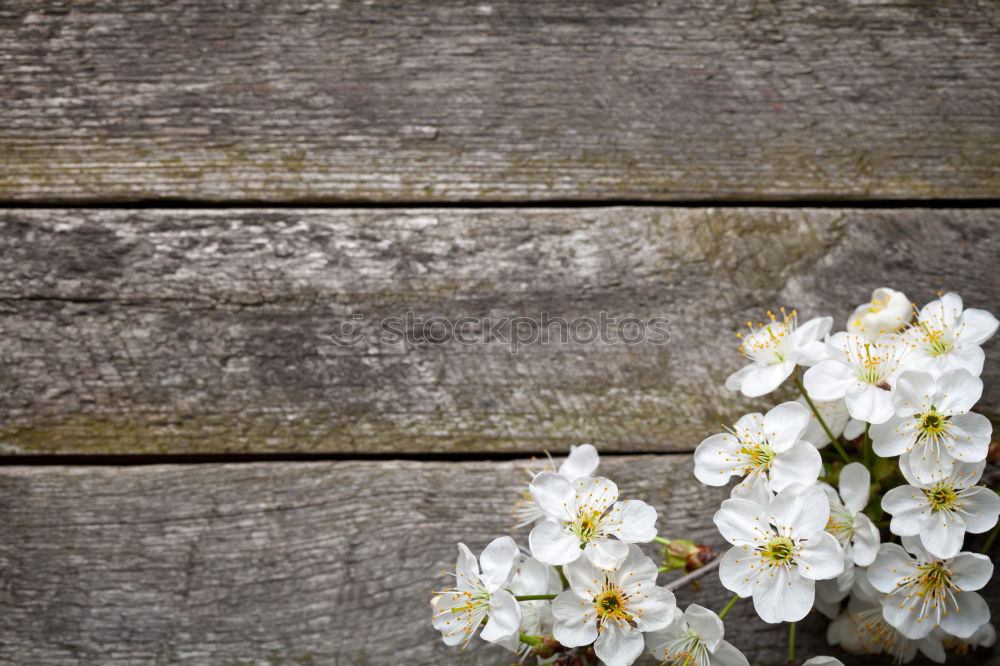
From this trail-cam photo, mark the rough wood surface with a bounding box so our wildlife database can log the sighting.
[2,1,999,202]
[0,455,992,665]
[2,208,998,454]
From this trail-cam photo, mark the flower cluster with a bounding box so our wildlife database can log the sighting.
[433,289,997,665]
[695,288,998,663]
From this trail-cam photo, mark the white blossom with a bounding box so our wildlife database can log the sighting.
[871,369,992,481]
[904,292,999,377]
[881,457,1000,559]
[645,604,749,666]
[725,309,831,397]
[801,658,845,666]
[867,537,993,640]
[512,444,600,528]
[528,473,656,570]
[552,544,676,666]
[694,401,821,506]
[495,554,562,658]
[804,331,910,424]
[847,287,913,342]
[432,536,521,648]
[827,571,946,663]
[714,483,844,623]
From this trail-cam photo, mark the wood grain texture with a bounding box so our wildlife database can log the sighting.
[1,455,993,665]
[2,0,999,202]
[2,208,999,454]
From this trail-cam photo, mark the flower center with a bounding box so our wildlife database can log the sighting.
[593,583,633,626]
[919,320,953,357]
[739,442,775,470]
[826,504,856,546]
[925,484,959,512]
[737,307,797,364]
[918,408,949,436]
[571,509,605,547]
[914,561,953,598]
[656,631,711,666]
[758,536,796,564]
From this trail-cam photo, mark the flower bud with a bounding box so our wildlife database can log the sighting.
[846,287,912,342]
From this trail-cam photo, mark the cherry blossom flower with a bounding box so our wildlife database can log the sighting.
[552,544,676,666]
[804,332,910,424]
[870,369,992,481]
[725,309,831,397]
[847,287,913,342]
[796,396,865,449]
[881,457,1000,559]
[827,571,946,663]
[904,292,999,377]
[694,402,820,507]
[935,621,996,656]
[432,536,521,648]
[714,483,844,623]
[512,444,600,528]
[528,473,657,570]
[645,604,749,666]
[867,537,993,640]
[801,658,845,666]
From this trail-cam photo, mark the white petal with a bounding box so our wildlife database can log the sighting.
[753,566,814,623]
[763,401,811,451]
[562,551,604,600]
[871,416,918,457]
[573,476,620,515]
[584,537,629,571]
[845,384,895,425]
[714,498,770,547]
[768,441,822,492]
[631,586,676,632]
[479,535,518,591]
[867,543,917,593]
[607,499,657,543]
[694,433,744,486]
[558,443,599,480]
[480,589,521,643]
[796,532,845,580]
[948,552,994,591]
[804,361,854,401]
[595,621,645,666]
[725,363,755,392]
[683,604,724,650]
[959,307,999,346]
[960,486,1000,533]
[936,369,983,414]
[718,546,761,597]
[801,658,845,666]
[882,485,926,537]
[920,515,964,560]
[947,412,992,461]
[939,591,990,639]
[528,520,581,566]
[851,513,880,566]
[552,590,598,647]
[838,462,871,514]
[528,472,576,522]
[455,542,480,589]
[712,640,751,666]
[740,361,796,397]
[894,371,936,416]
[768,483,829,539]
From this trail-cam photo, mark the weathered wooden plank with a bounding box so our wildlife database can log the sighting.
[2,1,999,202]
[2,208,998,454]
[1,456,991,665]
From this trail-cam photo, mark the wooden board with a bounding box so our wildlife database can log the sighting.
[2,1,999,202]
[1,455,992,665]
[2,208,998,455]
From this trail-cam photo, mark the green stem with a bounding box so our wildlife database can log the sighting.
[555,565,570,589]
[653,536,672,546]
[794,376,852,464]
[981,521,1000,554]
[514,594,558,601]
[519,633,542,646]
[657,566,670,573]
[717,593,740,620]
[788,621,796,664]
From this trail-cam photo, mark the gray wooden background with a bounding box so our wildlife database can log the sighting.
[1,2,998,665]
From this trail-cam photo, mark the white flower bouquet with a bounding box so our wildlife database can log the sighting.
[432,289,999,665]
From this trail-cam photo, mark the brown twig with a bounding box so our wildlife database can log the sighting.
[663,554,722,591]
